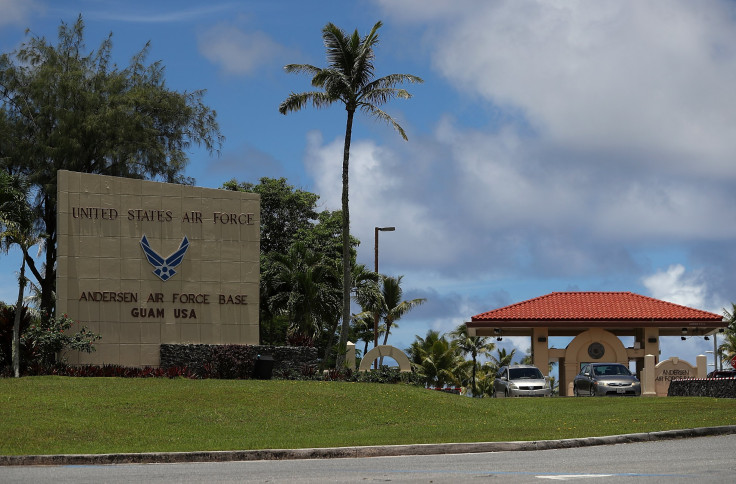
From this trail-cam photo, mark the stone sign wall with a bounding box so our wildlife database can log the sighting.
[654,357,696,396]
[56,170,260,367]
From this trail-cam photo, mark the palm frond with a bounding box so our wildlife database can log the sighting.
[278,91,335,114]
[361,104,408,140]
[284,63,322,77]
[367,73,424,91]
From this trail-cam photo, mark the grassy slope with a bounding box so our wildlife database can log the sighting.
[1,377,735,455]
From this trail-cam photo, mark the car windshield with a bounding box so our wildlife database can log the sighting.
[508,368,543,380]
[592,365,631,376]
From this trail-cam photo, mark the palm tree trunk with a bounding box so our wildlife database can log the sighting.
[336,109,355,369]
[379,320,392,366]
[12,256,27,378]
[321,318,340,372]
[471,353,477,397]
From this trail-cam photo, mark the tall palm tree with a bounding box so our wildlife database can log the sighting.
[321,263,380,368]
[351,310,385,357]
[379,275,426,353]
[279,21,423,368]
[723,303,736,332]
[0,172,41,377]
[487,347,516,376]
[719,304,736,368]
[450,323,495,397]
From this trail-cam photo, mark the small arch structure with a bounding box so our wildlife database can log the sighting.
[359,345,412,372]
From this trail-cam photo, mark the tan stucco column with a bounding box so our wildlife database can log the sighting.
[532,327,550,376]
[642,327,660,363]
[696,354,707,378]
[346,341,356,370]
[642,354,657,397]
[563,361,579,396]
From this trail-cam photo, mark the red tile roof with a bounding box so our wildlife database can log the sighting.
[470,292,723,322]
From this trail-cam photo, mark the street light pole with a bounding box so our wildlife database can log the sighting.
[374,226,395,369]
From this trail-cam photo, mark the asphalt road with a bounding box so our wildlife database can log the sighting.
[2,434,735,483]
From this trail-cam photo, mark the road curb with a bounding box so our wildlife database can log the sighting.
[2,425,736,466]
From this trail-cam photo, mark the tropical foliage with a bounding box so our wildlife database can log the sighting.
[265,242,341,339]
[0,172,40,376]
[378,275,426,348]
[450,323,495,397]
[0,304,100,374]
[279,21,422,368]
[718,303,736,366]
[407,329,467,388]
[224,177,369,367]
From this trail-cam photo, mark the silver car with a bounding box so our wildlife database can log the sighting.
[573,363,641,396]
[493,364,552,397]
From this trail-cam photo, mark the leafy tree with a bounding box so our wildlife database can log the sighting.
[223,177,319,255]
[0,172,40,377]
[450,323,495,397]
[225,178,361,351]
[0,15,223,320]
[295,209,359,264]
[279,21,422,368]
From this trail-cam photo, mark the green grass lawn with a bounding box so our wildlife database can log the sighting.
[1,376,735,456]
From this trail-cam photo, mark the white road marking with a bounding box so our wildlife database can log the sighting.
[537,475,613,480]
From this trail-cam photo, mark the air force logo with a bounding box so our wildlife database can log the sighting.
[140,235,189,281]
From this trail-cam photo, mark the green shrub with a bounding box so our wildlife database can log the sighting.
[349,366,423,385]
[21,313,101,369]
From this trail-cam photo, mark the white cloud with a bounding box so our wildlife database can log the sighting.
[642,264,707,308]
[381,0,736,180]
[0,0,42,27]
[304,131,464,271]
[198,24,288,76]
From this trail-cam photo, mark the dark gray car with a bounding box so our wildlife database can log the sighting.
[573,363,641,396]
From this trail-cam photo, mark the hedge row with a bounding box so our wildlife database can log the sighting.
[668,379,736,398]
[159,344,319,379]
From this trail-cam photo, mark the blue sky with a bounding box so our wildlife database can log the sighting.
[2,0,735,369]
